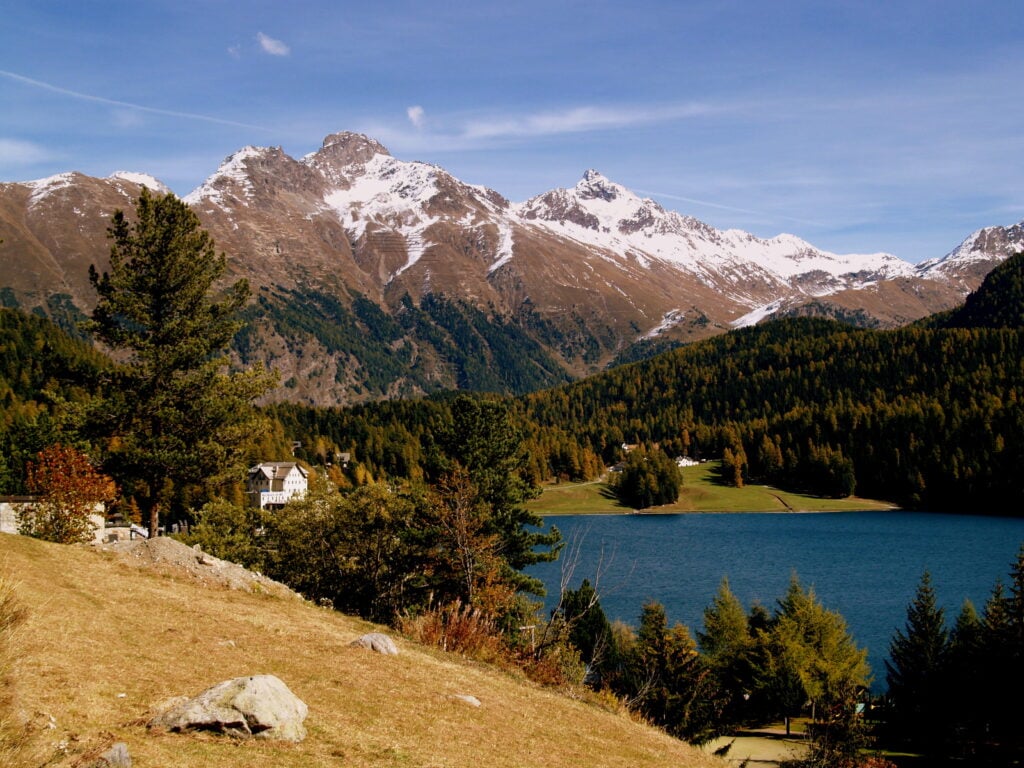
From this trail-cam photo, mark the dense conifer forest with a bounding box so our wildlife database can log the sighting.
[3,253,1023,513]
[267,252,1024,512]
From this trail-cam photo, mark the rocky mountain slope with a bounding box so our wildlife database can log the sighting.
[1,131,1020,405]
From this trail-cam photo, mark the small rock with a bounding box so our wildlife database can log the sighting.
[350,632,399,655]
[148,675,307,742]
[90,742,131,767]
[449,694,481,707]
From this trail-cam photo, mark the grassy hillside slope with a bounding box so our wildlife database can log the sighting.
[0,533,720,768]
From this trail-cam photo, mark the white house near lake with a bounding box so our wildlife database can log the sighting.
[247,462,309,509]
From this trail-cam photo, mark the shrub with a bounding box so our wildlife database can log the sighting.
[399,599,508,664]
[178,499,267,570]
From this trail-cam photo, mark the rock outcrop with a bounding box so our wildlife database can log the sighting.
[350,632,399,655]
[148,674,308,742]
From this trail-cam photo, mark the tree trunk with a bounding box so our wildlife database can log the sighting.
[149,503,160,538]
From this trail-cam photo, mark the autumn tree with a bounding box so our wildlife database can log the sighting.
[754,576,870,736]
[87,189,274,536]
[17,443,116,543]
[422,467,510,613]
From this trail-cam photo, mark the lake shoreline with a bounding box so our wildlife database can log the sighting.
[539,505,902,517]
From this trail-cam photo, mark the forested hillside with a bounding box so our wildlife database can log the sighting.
[924,250,1024,330]
[523,320,1022,508]
[271,253,1024,513]
[3,250,1023,514]
[0,308,109,492]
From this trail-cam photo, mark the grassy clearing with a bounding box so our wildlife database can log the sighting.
[0,533,722,768]
[527,461,899,516]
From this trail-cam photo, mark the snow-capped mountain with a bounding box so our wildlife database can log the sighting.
[0,131,1017,404]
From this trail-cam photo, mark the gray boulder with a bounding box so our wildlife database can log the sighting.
[350,632,399,655]
[148,674,307,742]
[88,742,131,767]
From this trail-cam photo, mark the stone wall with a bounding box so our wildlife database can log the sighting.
[0,498,106,541]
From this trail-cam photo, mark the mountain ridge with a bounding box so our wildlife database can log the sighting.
[1,130,1020,405]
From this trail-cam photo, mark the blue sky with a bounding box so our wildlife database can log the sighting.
[2,0,1023,263]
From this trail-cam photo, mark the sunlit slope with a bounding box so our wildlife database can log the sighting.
[1,533,721,768]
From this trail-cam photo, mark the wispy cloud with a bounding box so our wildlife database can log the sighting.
[0,137,55,165]
[461,102,716,140]
[257,32,290,56]
[633,187,825,227]
[353,100,725,154]
[406,105,425,129]
[0,70,273,132]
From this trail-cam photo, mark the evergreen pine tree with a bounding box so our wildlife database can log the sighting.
[699,578,755,723]
[884,571,949,751]
[87,189,274,535]
[947,599,984,756]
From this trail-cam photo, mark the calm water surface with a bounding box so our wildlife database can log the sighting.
[527,511,1024,691]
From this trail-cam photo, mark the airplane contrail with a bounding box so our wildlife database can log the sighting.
[0,69,272,132]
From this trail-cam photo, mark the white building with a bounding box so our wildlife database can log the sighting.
[247,462,309,509]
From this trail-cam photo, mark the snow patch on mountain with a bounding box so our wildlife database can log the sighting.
[24,173,76,207]
[644,309,686,339]
[184,146,265,207]
[917,220,1024,276]
[321,154,445,281]
[488,221,516,274]
[731,300,788,328]
[516,169,919,301]
[108,171,171,194]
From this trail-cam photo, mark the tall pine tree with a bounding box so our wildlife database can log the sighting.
[884,571,949,751]
[88,189,274,535]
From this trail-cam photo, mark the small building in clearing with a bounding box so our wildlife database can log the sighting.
[247,462,309,510]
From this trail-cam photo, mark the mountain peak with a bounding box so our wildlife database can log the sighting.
[316,132,391,166]
[576,169,622,201]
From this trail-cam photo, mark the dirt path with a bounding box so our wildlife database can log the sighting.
[703,732,809,766]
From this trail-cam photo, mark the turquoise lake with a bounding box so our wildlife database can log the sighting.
[526,511,1024,691]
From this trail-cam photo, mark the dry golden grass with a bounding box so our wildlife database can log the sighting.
[1,533,723,768]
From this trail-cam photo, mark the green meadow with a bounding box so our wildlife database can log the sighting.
[526,460,898,515]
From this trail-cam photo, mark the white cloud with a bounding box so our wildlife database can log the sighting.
[227,44,242,59]
[406,105,425,129]
[257,32,290,56]
[461,103,715,140]
[0,137,55,165]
